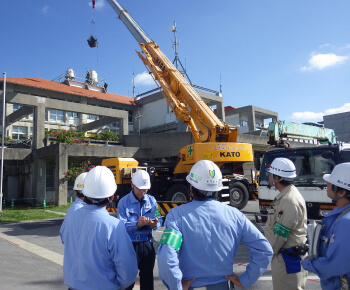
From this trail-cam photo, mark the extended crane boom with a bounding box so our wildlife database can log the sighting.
[267,120,337,147]
[106,0,238,143]
[106,0,151,44]
[103,0,256,210]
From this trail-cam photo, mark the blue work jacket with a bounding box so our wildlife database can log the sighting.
[60,204,138,290]
[302,203,350,290]
[117,191,162,240]
[157,199,273,289]
[65,198,85,218]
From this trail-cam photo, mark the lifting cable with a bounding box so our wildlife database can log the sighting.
[87,0,99,67]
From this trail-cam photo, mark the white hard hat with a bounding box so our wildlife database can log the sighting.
[186,160,223,192]
[132,170,151,190]
[267,157,297,179]
[73,172,88,190]
[323,162,350,191]
[82,166,117,199]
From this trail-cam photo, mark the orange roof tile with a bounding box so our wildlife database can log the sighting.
[224,106,237,111]
[0,77,135,106]
[213,105,237,114]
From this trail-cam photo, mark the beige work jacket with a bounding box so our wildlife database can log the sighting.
[265,184,307,255]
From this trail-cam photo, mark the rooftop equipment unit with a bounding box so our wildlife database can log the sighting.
[65,69,76,81]
[86,70,98,86]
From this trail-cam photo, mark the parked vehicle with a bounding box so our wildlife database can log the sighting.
[258,121,350,219]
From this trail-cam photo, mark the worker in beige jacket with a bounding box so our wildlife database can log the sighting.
[265,157,308,290]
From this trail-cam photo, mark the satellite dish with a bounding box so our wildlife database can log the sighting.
[169,25,176,32]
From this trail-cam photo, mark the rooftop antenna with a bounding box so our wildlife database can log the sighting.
[169,21,192,84]
[220,74,222,94]
[132,70,136,98]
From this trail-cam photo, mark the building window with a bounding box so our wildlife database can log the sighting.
[13,104,33,119]
[88,114,97,120]
[67,112,79,118]
[13,104,22,111]
[12,126,27,141]
[240,121,248,127]
[49,109,64,123]
[67,112,80,125]
[128,111,133,124]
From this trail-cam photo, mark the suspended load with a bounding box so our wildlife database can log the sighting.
[87,35,98,47]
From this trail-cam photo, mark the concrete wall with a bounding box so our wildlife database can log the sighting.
[135,88,225,133]
[139,98,169,129]
[324,112,350,142]
[226,114,240,127]
[124,132,194,160]
[225,105,278,133]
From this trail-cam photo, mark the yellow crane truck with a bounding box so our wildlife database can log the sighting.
[102,0,257,210]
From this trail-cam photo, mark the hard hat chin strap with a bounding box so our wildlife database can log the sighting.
[332,196,340,204]
[332,185,350,204]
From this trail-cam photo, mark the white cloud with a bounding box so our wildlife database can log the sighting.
[291,103,350,121]
[89,0,105,9]
[301,53,348,71]
[324,103,350,115]
[319,43,331,49]
[41,5,49,14]
[134,71,154,86]
[291,111,324,120]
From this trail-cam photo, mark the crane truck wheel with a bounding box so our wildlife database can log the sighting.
[229,182,249,210]
[165,184,189,202]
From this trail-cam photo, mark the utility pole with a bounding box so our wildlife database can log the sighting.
[1,73,7,212]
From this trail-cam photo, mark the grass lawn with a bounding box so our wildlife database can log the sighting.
[0,204,71,224]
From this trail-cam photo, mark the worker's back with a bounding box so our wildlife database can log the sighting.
[162,199,268,285]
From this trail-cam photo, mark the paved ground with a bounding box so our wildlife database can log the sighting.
[0,201,321,289]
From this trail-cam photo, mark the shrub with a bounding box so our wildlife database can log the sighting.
[46,129,87,144]
[64,160,96,182]
[92,130,119,141]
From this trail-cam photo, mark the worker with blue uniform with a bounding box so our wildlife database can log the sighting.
[60,166,138,290]
[157,160,273,290]
[65,172,87,217]
[118,170,163,290]
[302,162,350,289]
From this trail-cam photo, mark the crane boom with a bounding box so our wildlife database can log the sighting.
[102,0,256,210]
[106,0,239,143]
[268,120,337,147]
[105,0,151,44]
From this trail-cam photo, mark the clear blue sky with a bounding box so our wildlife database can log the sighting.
[1,0,350,123]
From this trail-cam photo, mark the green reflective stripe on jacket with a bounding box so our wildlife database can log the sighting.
[273,222,291,238]
[158,229,183,252]
[154,209,161,218]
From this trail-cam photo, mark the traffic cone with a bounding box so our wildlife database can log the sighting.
[42,198,46,208]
